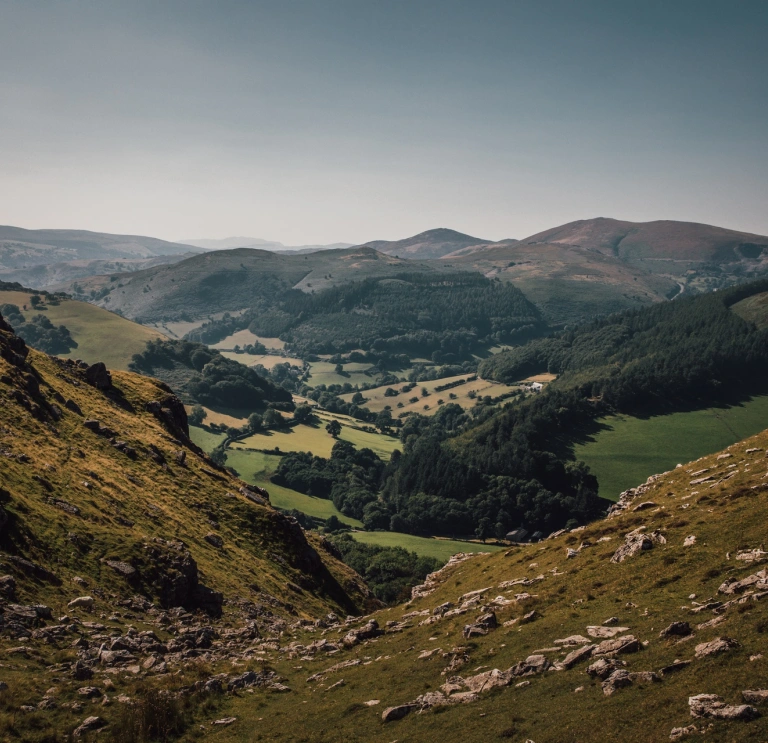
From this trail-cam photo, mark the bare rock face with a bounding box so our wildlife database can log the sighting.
[611,528,666,563]
[73,716,106,738]
[689,694,760,720]
[743,690,768,704]
[559,643,596,669]
[85,363,112,391]
[718,569,768,595]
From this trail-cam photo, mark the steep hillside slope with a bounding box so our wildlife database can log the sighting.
[0,312,372,739]
[207,431,768,742]
[0,288,165,370]
[358,228,494,260]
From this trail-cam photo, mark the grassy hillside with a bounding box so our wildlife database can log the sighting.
[0,289,165,370]
[0,312,376,741]
[194,427,768,743]
[350,530,503,561]
[574,394,768,499]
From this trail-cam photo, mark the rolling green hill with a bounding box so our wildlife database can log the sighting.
[0,288,165,370]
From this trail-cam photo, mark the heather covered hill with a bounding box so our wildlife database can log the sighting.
[523,217,768,263]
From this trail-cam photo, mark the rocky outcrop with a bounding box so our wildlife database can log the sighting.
[694,637,739,658]
[145,395,189,439]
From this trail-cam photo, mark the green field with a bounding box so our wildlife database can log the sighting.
[0,290,164,370]
[306,360,386,388]
[732,290,768,329]
[574,394,768,500]
[189,426,226,453]
[223,447,362,526]
[349,530,503,561]
[232,418,400,460]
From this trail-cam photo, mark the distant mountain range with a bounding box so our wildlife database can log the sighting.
[180,236,354,253]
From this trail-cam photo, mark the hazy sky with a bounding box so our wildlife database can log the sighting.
[1,0,766,244]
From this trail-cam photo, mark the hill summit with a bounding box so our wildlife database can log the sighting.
[358,228,495,260]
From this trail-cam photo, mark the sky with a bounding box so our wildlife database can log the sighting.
[0,0,766,245]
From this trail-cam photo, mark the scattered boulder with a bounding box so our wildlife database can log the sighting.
[742,690,768,704]
[73,716,106,737]
[659,621,691,638]
[611,529,666,563]
[587,625,629,638]
[342,619,383,647]
[0,574,16,598]
[204,533,224,549]
[602,669,660,695]
[463,611,497,638]
[382,703,418,722]
[689,694,759,720]
[718,569,768,595]
[587,658,626,680]
[670,725,698,740]
[559,644,596,670]
[67,596,94,610]
[509,654,550,677]
[694,637,739,659]
[85,363,112,391]
[593,635,640,656]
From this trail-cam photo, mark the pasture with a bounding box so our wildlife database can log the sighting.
[339,372,529,417]
[232,417,400,460]
[574,394,768,500]
[349,530,503,561]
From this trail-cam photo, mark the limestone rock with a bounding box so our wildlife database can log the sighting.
[73,716,106,737]
[694,636,739,658]
[689,694,759,720]
[382,703,417,722]
[593,635,640,656]
[659,621,691,638]
[587,625,629,638]
[742,690,768,704]
[611,528,666,563]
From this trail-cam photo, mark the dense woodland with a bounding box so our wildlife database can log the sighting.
[188,273,545,359]
[129,339,293,410]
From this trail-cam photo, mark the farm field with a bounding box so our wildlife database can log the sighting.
[339,372,530,416]
[306,360,383,388]
[349,530,503,561]
[188,425,226,453]
[0,290,164,370]
[187,405,247,428]
[223,448,362,526]
[220,351,303,370]
[231,417,400,460]
[574,394,768,500]
[212,329,286,350]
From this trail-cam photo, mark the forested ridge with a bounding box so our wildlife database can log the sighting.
[188,273,545,358]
